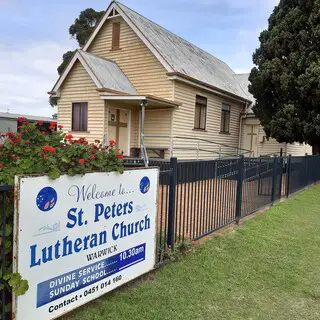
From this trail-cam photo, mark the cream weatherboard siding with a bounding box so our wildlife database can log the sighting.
[172,81,245,159]
[144,109,173,158]
[58,61,105,143]
[240,117,285,156]
[286,143,312,156]
[87,17,173,100]
[240,117,313,156]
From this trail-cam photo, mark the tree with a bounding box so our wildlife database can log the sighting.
[50,8,105,106]
[58,8,105,75]
[249,0,320,154]
[69,8,105,47]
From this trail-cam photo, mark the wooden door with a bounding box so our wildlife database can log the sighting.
[243,125,259,157]
[108,108,130,155]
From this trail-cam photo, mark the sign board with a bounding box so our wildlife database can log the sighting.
[13,169,158,320]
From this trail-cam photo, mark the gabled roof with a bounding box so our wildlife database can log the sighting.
[233,74,253,100]
[52,50,137,95]
[83,1,252,102]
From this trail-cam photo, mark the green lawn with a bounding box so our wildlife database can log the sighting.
[64,185,320,320]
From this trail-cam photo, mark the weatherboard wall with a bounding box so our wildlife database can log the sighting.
[58,61,105,143]
[86,17,173,100]
[240,117,313,156]
[172,81,245,159]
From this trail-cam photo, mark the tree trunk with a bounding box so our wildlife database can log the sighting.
[312,143,320,155]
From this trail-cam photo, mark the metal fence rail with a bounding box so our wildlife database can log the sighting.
[152,154,320,260]
[2,155,320,319]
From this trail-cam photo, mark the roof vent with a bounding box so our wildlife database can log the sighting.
[108,8,120,19]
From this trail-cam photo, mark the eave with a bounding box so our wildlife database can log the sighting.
[167,72,252,104]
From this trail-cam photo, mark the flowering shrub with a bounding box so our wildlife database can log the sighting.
[0,118,124,314]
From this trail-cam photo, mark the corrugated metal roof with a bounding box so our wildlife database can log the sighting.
[117,1,251,101]
[0,112,53,122]
[79,51,137,94]
[233,73,255,111]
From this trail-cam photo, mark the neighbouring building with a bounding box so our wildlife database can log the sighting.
[0,112,53,135]
[49,0,312,160]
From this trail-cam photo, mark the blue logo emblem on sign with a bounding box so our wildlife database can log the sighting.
[36,187,58,212]
[140,177,150,194]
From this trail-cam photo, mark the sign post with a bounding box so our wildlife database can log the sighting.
[13,169,158,320]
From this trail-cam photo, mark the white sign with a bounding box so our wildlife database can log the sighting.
[13,169,158,320]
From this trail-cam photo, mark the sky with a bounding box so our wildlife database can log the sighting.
[0,0,279,117]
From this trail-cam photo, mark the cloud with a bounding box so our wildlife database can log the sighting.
[0,41,76,117]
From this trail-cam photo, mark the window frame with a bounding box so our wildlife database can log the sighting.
[220,103,231,134]
[194,95,207,130]
[72,102,88,132]
[112,22,121,50]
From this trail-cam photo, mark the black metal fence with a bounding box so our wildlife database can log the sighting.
[155,155,320,262]
[2,156,320,318]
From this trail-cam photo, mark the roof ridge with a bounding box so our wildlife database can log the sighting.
[79,50,119,65]
[116,1,235,73]
[80,48,137,95]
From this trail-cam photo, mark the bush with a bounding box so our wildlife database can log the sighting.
[0,117,124,313]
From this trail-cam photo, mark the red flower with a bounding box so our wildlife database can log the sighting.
[17,117,26,122]
[58,125,63,129]
[116,154,124,159]
[65,134,73,141]
[78,158,85,165]
[37,120,44,125]
[95,140,100,144]
[90,155,95,160]
[25,140,30,145]
[50,121,57,126]
[42,146,56,153]
[0,164,3,169]
[42,154,48,159]
[109,140,116,148]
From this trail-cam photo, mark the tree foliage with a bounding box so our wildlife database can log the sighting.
[50,8,105,106]
[57,8,105,76]
[69,8,105,47]
[249,0,320,153]
[57,50,76,76]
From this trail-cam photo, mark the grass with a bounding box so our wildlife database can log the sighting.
[64,185,320,320]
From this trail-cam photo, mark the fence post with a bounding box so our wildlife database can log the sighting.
[235,155,244,223]
[278,156,284,199]
[304,154,308,187]
[258,156,262,195]
[286,155,292,198]
[271,156,277,204]
[167,157,177,249]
